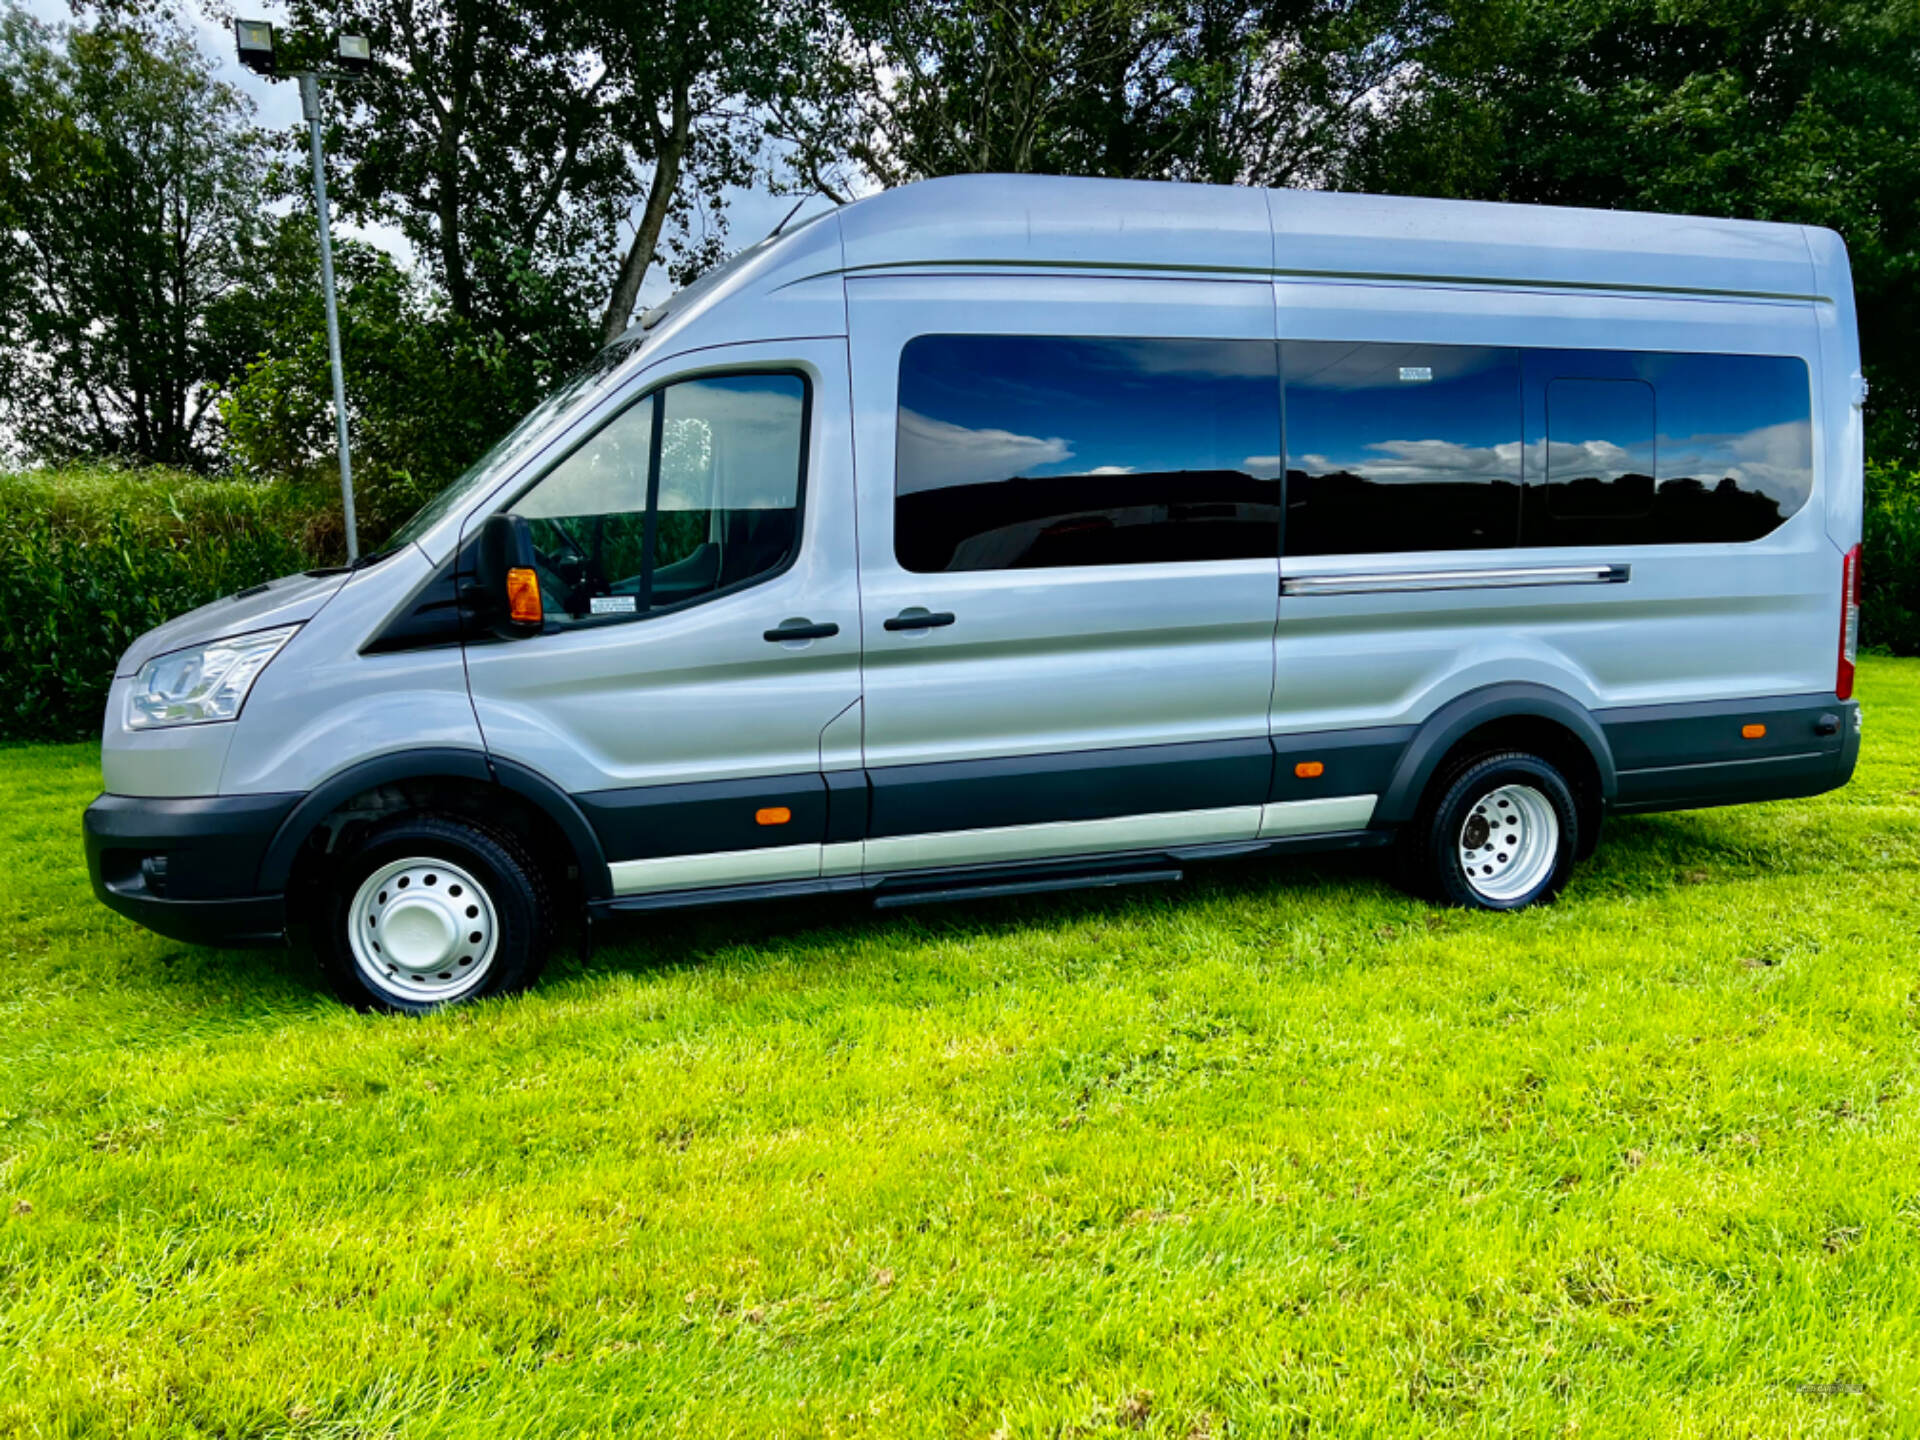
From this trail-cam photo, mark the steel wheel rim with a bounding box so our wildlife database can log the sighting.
[347,856,498,1003]
[1457,783,1559,903]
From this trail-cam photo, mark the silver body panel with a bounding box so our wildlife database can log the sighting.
[114,568,347,678]
[220,546,484,794]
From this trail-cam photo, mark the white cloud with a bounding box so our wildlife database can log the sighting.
[1305,438,1521,483]
[896,409,1072,493]
[1545,438,1647,483]
[1084,464,1136,476]
[1657,418,1813,504]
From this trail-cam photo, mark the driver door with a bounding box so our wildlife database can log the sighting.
[460,341,861,895]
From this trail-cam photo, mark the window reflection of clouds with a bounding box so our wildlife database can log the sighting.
[895,408,1073,495]
[1281,343,1523,554]
[1657,416,1813,510]
[897,334,1277,493]
[1283,344,1523,486]
[1524,351,1810,543]
[893,334,1282,573]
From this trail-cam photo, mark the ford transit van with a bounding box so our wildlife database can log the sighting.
[84,175,1865,1011]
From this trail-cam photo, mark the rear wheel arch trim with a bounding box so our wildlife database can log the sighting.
[1373,683,1618,826]
[255,748,612,901]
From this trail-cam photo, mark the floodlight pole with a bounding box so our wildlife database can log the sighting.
[299,71,359,562]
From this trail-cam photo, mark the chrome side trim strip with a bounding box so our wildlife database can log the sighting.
[863,805,1263,873]
[1281,564,1630,597]
[611,843,822,895]
[609,798,1385,895]
[1258,795,1377,837]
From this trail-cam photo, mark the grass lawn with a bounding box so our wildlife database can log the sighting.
[3,659,1919,1438]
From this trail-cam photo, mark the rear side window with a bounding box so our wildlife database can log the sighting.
[509,372,806,626]
[893,334,1281,573]
[1545,378,1656,519]
[1281,342,1522,555]
[1522,351,1812,546]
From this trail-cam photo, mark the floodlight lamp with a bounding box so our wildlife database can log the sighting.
[234,19,276,76]
[336,33,372,73]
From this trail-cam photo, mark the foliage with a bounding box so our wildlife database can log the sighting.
[1864,461,1920,654]
[0,466,335,739]
[217,212,556,537]
[0,10,270,467]
[806,0,1437,189]
[2,659,1918,1430]
[584,0,827,343]
[276,0,827,349]
[276,0,624,358]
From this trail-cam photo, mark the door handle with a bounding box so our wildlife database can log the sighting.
[763,620,839,643]
[884,609,957,632]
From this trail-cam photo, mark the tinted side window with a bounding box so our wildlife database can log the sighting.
[1282,343,1522,555]
[508,372,806,626]
[1546,378,1656,518]
[1523,351,1812,546]
[894,335,1281,573]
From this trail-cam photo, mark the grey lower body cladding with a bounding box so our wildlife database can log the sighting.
[1600,691,1859,814]
[82,688,1860,945]
[576,689,1859,873]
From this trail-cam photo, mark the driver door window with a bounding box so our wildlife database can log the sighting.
[509,372,806,626]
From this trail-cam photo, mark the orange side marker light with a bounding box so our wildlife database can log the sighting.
[1295,761,1325,779]
[1741,723,1767,740]
[506,566,543,625]
[756,807,792,826]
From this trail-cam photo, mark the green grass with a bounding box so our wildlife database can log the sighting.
[4,661,1920,1438]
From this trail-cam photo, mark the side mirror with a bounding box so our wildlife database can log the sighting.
[468,512,543,639]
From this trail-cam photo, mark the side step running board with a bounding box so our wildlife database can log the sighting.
[872,866,1183,910]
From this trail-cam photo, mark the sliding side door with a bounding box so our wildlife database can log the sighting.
[847,274,1284,872]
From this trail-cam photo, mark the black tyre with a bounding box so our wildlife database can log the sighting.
[317,813,551,1013]
[1399,751,1580,910]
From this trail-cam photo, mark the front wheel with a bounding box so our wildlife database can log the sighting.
[1401,751,1580,910]
[317,814,551,1013]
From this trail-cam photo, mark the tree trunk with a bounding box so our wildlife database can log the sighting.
[599,92,690,346]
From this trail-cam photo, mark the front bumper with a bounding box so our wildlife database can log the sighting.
[83,791,303,948]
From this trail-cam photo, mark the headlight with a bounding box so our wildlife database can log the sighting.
[127,625,298,730]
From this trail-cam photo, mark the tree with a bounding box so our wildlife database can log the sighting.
[586,0,828,343]
[0,9,269,466]
[278,0,628,374]
[804,0,1437,190]
[218,211,550,541]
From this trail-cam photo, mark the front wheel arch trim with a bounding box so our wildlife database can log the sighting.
[254,747,612,902]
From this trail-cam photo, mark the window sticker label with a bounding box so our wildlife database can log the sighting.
[590,595,638,615]
[1398,366,1433,382]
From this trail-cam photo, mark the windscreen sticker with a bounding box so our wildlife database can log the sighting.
[590,595,638,615]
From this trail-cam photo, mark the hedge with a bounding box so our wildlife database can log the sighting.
[4,462,1917,744]
[0,468,338,740]
[1864,462,1920,657]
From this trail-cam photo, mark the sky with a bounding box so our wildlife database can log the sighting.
[33,0,842,311]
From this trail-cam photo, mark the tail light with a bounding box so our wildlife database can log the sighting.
[1837,543,1861,701]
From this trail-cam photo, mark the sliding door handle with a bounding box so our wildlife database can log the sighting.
[884,609,957,632]
[763,620,839,643]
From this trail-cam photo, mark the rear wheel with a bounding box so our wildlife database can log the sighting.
[318,814,550,1013]
[1400,751,1580,910]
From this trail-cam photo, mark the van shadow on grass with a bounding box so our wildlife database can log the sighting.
[571,844,1398,989]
